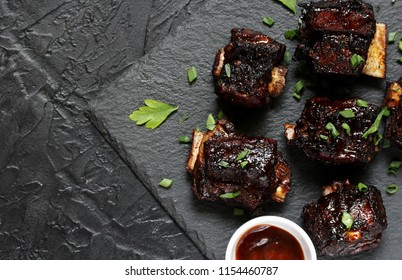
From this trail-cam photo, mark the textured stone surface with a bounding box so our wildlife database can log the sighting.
[145,0,207,51]
[0,0,205,259]
[89,0,402,259]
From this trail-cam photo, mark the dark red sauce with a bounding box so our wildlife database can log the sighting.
[236,224,304,260]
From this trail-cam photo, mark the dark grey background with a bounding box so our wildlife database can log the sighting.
[89,0,402,260]
[0,0,207,259]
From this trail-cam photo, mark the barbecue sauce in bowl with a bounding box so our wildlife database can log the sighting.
[236,224,304,260]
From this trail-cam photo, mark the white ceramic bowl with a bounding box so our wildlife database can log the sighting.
[225,216,317,260]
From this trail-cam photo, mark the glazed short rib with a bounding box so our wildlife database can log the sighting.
[302,180,387,256]
[212,28,288,108]
[187,119,291,211]
[284,97,381,166]
[295,0,386,78]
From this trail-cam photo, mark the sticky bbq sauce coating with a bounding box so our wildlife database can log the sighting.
[295,0,377,77]
[212,28,287,108]
[187,120,291,212]
[302,180,387,256]
[236,225,304,260]
[284,97,380,167]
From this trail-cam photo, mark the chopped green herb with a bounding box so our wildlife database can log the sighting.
[350,54,365,69]
[187,66,198,83]
[374,133,383,146]
[325,122,339,138]
[388,160,402,175]
[284,29,299,40]
[320,134,329,140]
[233,208,245,216]
[277,0,297,14]
[383,108,391,117]
[129,99,179,129]
[294,80,305,92]
[236,149,250,161]
[179,135,191,144]
[293,80,305,101]
[263,16,275,27]
[342,123,351,135]
[341,212,354,229]
[388,32,398,43]
[218,161,230,168]
[224,63,231,78]
[220,191,241,199]
[382,138,391,148]
[206,114,216,131]
[240,160,249,169]
[363,107,388,139]
[159,178,173,188]
[284,50,291,65]
[293,92,301,100]
[218,109,227,120]
[356,99,368,108]
[339,109,355,118]
[357,182,368,192]
[398,57,402,64]
[178,113,189,124]
[386,184,399,194]
[399,39,402,52]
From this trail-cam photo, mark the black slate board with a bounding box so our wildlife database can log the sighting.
[89,0,402,259]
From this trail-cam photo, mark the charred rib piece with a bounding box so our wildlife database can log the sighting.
[383,78,402,147]
[296,0,377,77]
[212,28,287,108]
[187,119,291,211]
[284,97,380,166]
[302,180,387,256]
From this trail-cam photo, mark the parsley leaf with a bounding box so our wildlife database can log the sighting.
[276,0,297,14]
[129,99,179,129]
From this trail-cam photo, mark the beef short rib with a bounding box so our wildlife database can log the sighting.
[302,180,387,256]
[212,28,287,108]
[295,0,377,77]
[284,97,380,166]
[187,119,291,211]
